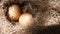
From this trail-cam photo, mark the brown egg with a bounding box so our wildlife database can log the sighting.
[8,5,21,21]
[19,13,33,28]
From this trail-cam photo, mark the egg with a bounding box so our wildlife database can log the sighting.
[8,5,21,21]
[19,13,33,28]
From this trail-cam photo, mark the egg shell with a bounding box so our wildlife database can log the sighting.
[8,5,21,21]
[19,13,33,28]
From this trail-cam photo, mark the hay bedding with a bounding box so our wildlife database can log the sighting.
[0,0,60,34]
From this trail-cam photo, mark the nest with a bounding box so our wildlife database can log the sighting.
[0,0,60,34]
